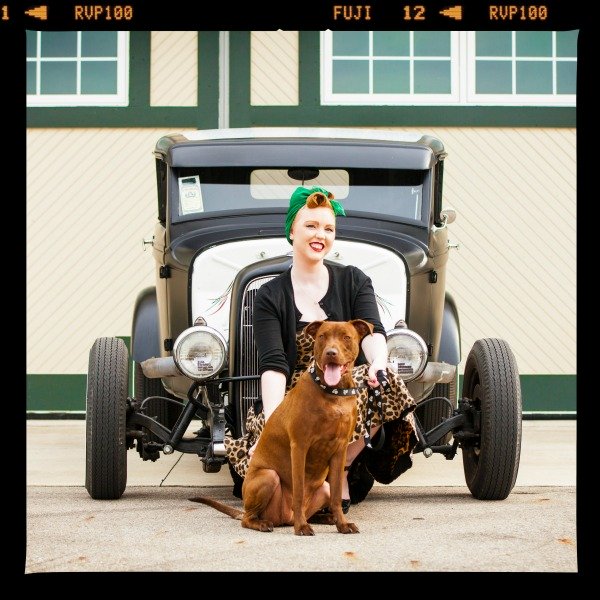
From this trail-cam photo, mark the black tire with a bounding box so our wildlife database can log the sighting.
[85,337,129,500]
[134,362,180,438]
[415,373,458,445]
[461,338,522,500]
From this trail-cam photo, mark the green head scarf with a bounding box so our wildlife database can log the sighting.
[285,186,346,244]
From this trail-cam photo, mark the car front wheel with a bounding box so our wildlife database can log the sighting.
[461,338,522,500]
[85,337,129,500]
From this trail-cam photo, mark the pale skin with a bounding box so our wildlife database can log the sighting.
[254,204,385,502]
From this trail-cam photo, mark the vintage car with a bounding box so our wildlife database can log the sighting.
[85,128,522,502]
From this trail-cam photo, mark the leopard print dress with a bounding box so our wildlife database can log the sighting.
[224,327,418,480]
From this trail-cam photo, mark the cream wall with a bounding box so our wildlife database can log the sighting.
[26,127,576,376]
[150,31,198,107]
[250,31,299,106]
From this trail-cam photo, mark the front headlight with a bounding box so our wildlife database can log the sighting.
[386,328,428,382]
[173,326,227,381]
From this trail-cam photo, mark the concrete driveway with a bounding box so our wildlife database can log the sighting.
[25,419,577,573]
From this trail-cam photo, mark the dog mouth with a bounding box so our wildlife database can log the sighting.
[322,362,349,386]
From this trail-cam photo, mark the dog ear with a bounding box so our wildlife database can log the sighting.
[304,321,324,339]
[350,319,374,339]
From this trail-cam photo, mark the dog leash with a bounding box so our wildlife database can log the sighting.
[308,364,389,451]
[363,370,390,451]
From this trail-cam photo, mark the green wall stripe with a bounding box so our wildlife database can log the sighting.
[129,31,151,108]
[519,375,576,413]
[27,32,220,129]
[228,31,575,128]
[27,372,576,415]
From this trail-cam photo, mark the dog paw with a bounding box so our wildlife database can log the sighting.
[294,523,315,536]
[259,520,274,532]
[336,521,359,534]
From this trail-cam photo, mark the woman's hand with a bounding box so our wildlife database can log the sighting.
[362,332,389,387]
[367,361,388,388]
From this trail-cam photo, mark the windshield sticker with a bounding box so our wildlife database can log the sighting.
[179,176,204,214]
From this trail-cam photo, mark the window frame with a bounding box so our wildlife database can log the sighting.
[27,31,130,107]
[321,30,576,107]
[465,31,576,106]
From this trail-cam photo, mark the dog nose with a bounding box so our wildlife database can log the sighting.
[326,348,338,358]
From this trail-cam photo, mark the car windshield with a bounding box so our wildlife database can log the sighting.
[172,167,428,224]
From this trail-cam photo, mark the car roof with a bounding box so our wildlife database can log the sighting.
[154,128,446,169]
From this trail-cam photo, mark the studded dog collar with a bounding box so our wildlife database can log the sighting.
[309,362,362,396]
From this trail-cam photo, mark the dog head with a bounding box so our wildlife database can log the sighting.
[304,320,374,387]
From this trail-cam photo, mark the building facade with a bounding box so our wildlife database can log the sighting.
[26,30,577,416]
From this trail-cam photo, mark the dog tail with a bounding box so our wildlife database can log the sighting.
[189,496,243,520]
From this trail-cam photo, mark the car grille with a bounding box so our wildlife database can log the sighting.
[237,275,276,434]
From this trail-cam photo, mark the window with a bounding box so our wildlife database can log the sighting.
[173,167,425,224]
[322,31,460,104]
[468,31,577,105]
[322,30,576,107]
[26,31,129,106]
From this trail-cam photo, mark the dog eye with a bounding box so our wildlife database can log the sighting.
[344,335,351,341]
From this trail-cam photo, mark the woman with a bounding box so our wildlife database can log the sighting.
[224,186,417,512]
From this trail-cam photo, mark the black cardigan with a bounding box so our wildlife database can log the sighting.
[252,262,386,381]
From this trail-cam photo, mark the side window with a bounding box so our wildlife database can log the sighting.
[156,160,168,223]
[26,31,129,106]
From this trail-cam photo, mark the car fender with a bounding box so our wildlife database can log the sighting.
[439,292,461,366]
[131,287,161,363]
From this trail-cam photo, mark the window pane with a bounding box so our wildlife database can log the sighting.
[476,31,511,57]
[516,31,551,57]
[81,61,117,94]
[414,31,450,57]
[373,31,409,56]
[557,62,576,94]
[332,60,369,93]
[373,60,409,93]
[81,31,118,57]
[516,61,552,93]
[332,32,368,56]
[41,31,77,57]
[414,60,451,93]
[476,60,512,93]
[40,62,77,93]
[26,31,37,58]
[557,31,578,57]
[27,63,36,94]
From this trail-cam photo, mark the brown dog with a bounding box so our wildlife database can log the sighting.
[191,319,374,535]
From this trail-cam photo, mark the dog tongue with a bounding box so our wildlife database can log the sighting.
[323,364,343,386]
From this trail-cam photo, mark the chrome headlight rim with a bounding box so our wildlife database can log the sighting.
[172,325,228,381]
[386,327,428,382]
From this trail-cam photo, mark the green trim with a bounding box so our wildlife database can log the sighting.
[27,371,576,414]
[27,32,219,128]
[519,375,576,413]
[229,31,575,128]
[27,375,88,412]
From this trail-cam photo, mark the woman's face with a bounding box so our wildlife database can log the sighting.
[290,205,336,262]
